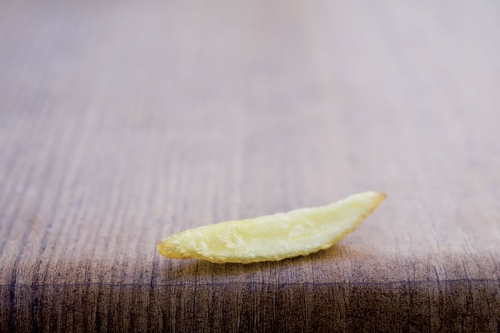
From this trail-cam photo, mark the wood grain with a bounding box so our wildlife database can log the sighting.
[1,0,500,332]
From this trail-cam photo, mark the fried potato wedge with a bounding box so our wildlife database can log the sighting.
[156,191,386,263]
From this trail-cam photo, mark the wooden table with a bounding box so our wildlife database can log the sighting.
[1,1,500,332]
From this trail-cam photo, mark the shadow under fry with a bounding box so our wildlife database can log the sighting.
[160,243,377,283]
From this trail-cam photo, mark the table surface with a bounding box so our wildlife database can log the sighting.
[1,0,500,332]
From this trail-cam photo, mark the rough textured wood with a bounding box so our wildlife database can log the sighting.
[1,0,500,332]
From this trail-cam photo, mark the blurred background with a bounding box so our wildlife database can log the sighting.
[1,0,500,275]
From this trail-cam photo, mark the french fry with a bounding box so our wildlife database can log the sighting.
[157,191,386,263]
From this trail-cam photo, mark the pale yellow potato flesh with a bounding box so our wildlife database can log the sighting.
[156,191,386,263]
